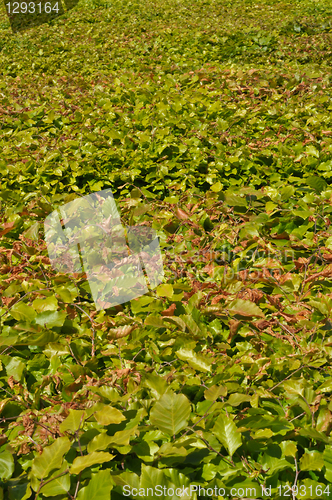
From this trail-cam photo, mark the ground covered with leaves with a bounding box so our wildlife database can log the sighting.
[1,0,332,498]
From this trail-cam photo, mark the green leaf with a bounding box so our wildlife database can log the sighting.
[87,426,139,453]
[306,175,327,193]
[44,342,70,357]
[156,284,174,298]
[265,201,278,213]
[227,299,265,318]
[9,302,36,322]
[212,414,242,457]
[0,450,14,480]
[300,450,324,471]
[298,426,330,444]
[204,385,227,401]
[32,296,58,313]
[39,462,70,497]
[227,393,251,407]
[211,181,223,192]
[54,284,78,302]
[30,437,71,479]
[162,316,187,331]
[144,372,168,399]
[149,392,191,436]
[305,145,320,158]
[34,310,67,328]
[7,483,31,500]
[292,209,313,219]
[59,410,86,433]
[180,315,203,337]
[280,185,295,200]
[281,440,297,458]
[70,452,114,475]
[22,222,40,240]
[261,448,291,475]
[87,385,122,402]
[317,380,332,393]
[139,465,168,500]
[176,348,212,372]
[145,315,166,328]
[94,406,126,426]
[323,446,332,481]
[77,470,113,500]
[5,357,25,381]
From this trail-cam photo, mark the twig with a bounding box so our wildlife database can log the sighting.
[35,421,58,437]
[73,471,82,499]
[35,469,70,497]
[181,400,219,438]
[67,340,83,366]
[289,412,306,422]
[0,346,12,356]
[132,348,145,361]
[40,194,55,209]
[200,435,234,467]
[270,365,305,391]
[275,320,300,346]
[0,387,29,408]
[292,458,299,500]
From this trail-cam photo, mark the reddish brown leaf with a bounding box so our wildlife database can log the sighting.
[305,265,332,283]
[161,303,177,316]
[0,222,15,236]
[295,257,309,270]
[266,294,282,309]
[211,293,228,305]
[175,207,190,220]
[202,262,215,275]
[115,368,130,378]
[228,319,241,340]
[255,319,272,331]
[279,272,293,284]
[238,289,263,304]
[323,252,332,263]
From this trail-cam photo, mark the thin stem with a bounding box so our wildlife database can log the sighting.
[270,365,305,391]
[67,340,83,366]
[200,434,234,467]
[292,458,299,500]
[182,400,219,438]
[0,387,29,409]
[73,471,82,499]
[35,469,69,497]
[289,412,306,423]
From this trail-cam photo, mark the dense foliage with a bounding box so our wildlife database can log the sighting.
[1,0,332,498]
